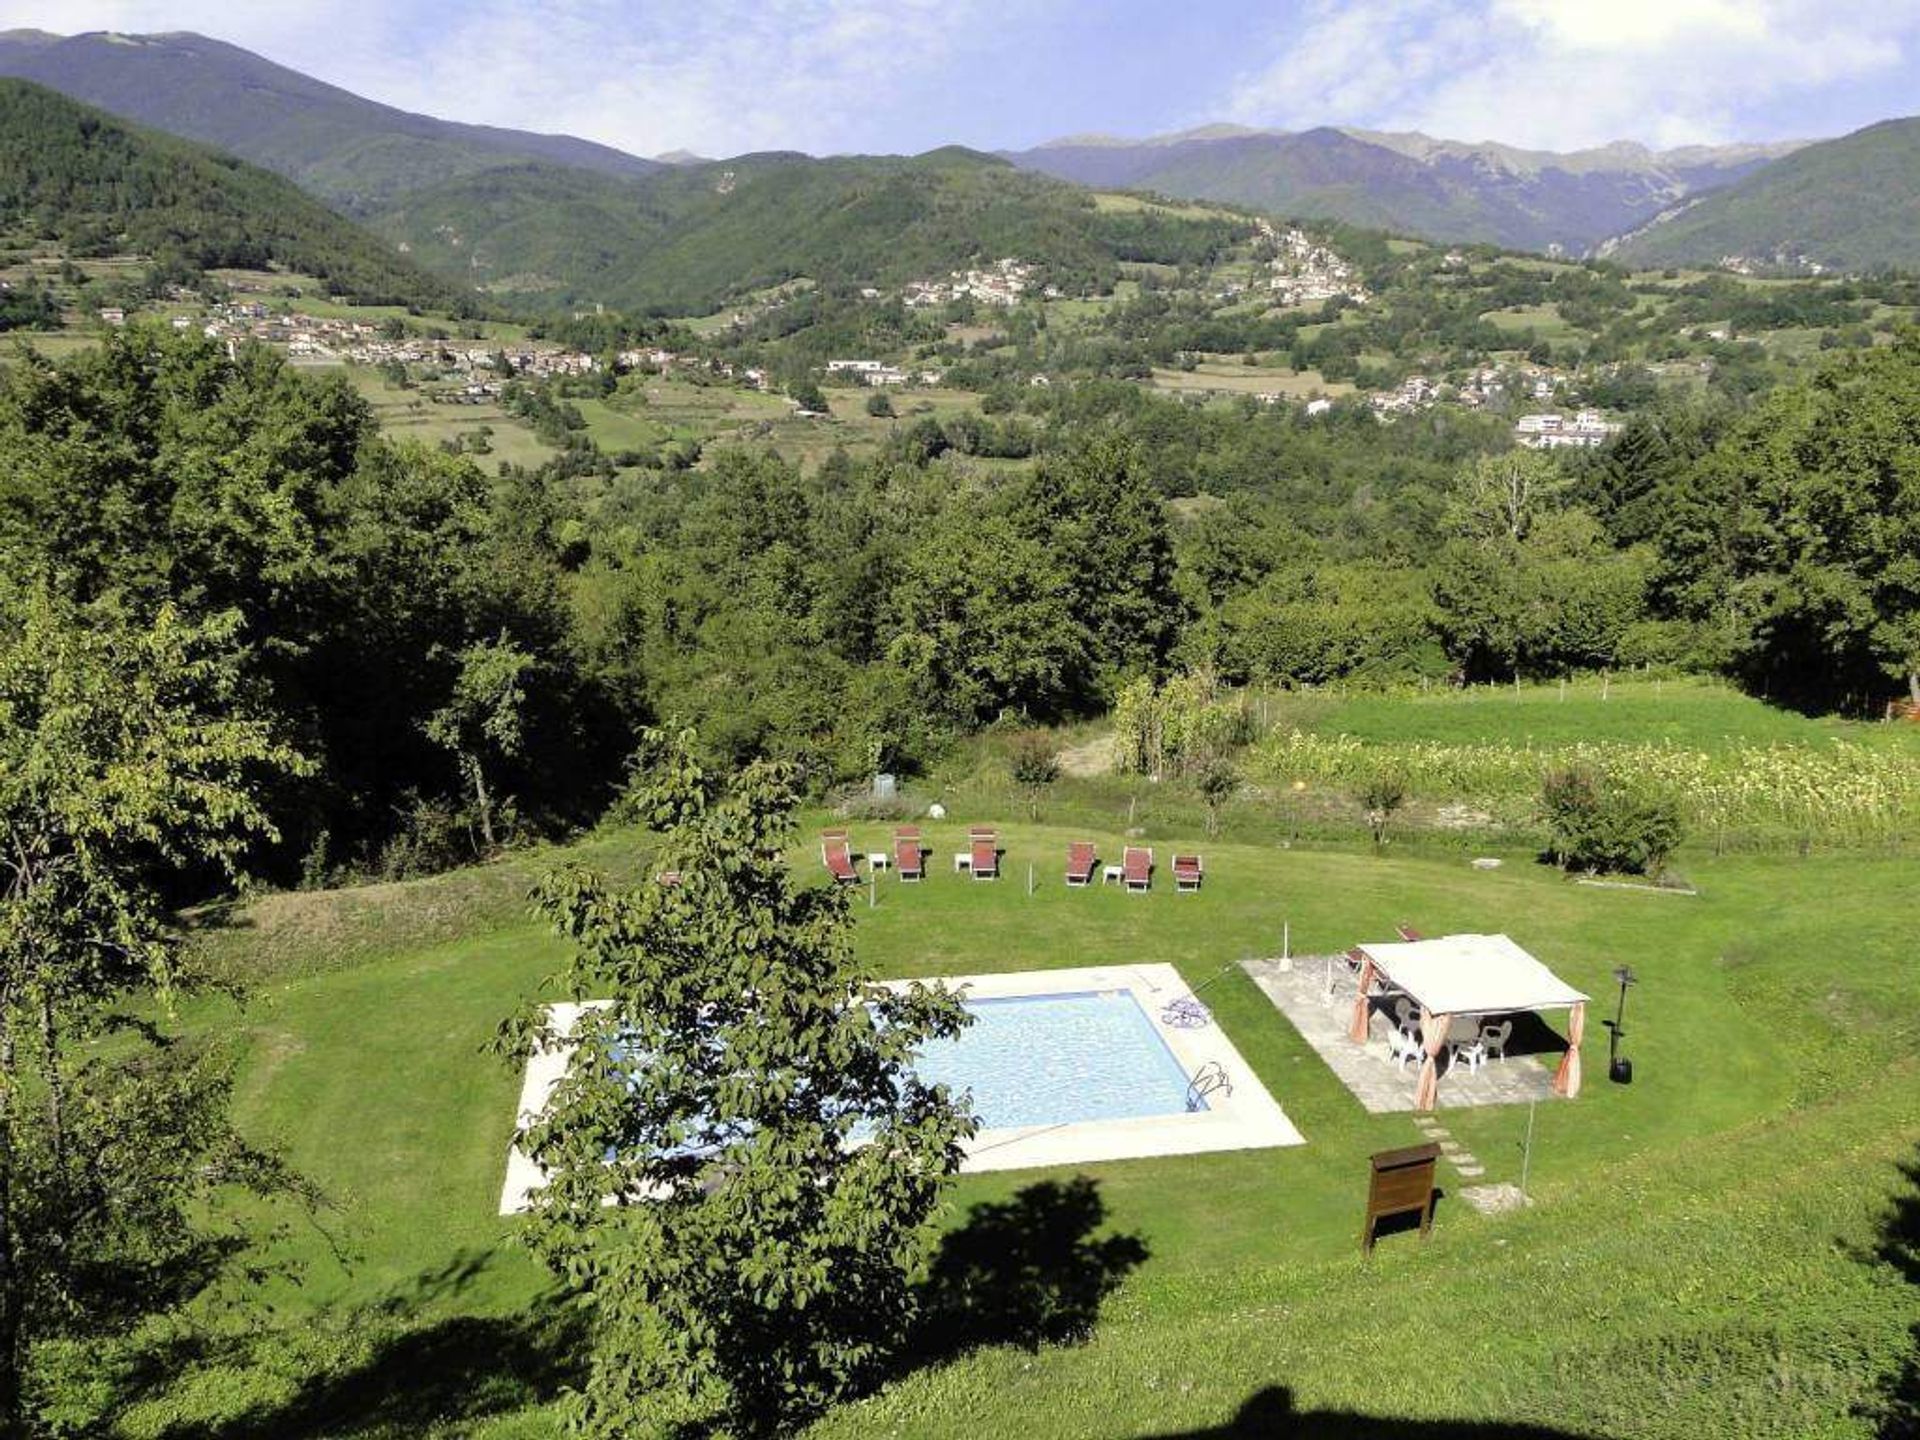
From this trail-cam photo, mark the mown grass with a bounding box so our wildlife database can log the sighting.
[1287,676,1916,753]
[133,812,1920,1438]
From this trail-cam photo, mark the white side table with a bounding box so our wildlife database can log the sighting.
[1101,864,1124,886]
[867,852,889,870]
[952,852,971,873]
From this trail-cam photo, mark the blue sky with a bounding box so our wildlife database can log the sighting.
[6,0,1918,157]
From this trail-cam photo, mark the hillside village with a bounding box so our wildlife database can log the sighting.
[1258,219,1369,305]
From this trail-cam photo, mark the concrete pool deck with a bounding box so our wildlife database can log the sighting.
[500,964,1303,1214]
[899,964,1303,1174]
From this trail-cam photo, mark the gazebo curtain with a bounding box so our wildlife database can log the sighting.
[1414,1006,1448,1110]
[1347,950,1376,1042]
[1552,1000,1586,1097]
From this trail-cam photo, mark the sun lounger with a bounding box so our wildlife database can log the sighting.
[894,826,925,881]
[1123,845,1152,893]
[969,835,999,879]
[820,830,859,885]
[1065,841,1097,887]
[1172,854,1203,892]
[1396,924,1423,941]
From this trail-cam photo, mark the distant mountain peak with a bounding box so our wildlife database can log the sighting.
[1004,121,1818,255]
[0,27,661,212]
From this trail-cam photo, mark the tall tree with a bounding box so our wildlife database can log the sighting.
[424,635,535,851]
[1707,333,1920,709]
[501,729,974,1437]
[0,588,304,1432]
[1444,449,1570,544]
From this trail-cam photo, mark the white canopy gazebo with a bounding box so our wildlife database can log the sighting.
[1346,933,1589,1108]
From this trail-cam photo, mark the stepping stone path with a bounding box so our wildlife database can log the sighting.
[1415,1116,1486,1181]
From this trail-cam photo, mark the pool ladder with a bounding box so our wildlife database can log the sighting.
[1185,1060,1232,1112]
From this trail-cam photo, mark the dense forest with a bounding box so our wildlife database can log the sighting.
[0,79,464,307]
[368,149,1245,315]
[3,325,1915,881]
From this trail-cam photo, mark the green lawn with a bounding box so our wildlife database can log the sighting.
[138,814,1920,1438]
[1282,675,1917,753]
[1482,304,1580,345]
[1150,364,1353,398]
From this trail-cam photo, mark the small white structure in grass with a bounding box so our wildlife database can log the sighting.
[927,802,946,820]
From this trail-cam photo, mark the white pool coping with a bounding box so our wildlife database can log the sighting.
[894,964,1304,1174]
[499,963,1303,1215]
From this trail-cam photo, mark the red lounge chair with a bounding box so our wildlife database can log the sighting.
[1123,845,1152,893]
[820,830,858,885]
[1172,854,1203,892]
[894,826,925,881]
[1065,841,1097,887]
[970,836,1000,879]
[1396,924,1423,941]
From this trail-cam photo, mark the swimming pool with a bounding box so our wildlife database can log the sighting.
[501,964,1305,1211]
[917,991,1203,1129]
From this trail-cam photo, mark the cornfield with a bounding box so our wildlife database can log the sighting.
[1255,730,1920,847]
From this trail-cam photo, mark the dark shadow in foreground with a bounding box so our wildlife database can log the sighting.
[1868,1151,1919,1439]
[910,1175,1150,1358]
[1141,1386,1606,1439]
[114,1250,585,1440]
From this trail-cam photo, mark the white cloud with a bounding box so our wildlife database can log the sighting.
[1226,0,1916,149]
[0,0,1005,155]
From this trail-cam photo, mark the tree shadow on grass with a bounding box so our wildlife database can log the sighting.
[1141,1386,1605,1438]
[910,1175,1150,1359]
[1867,1150,1919,1439]
[116,1249,585,1440]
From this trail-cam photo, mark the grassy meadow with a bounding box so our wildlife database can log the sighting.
[136,723,1920,1438]
[338,367,561,471]
[1236,676,1920,854]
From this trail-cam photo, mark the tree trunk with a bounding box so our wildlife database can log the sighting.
[37,994,62,1172]
[1909,669,1919,706]
[468,756,496,850]
[0,1004,24,1440]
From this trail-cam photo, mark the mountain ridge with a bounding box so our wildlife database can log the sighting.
[1004,125,1805,253]
[0,29,661,213]
[0,78,461,307]
[1607,115,1920,272]
[366,146,1245,314]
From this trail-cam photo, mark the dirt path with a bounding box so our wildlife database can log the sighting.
[1056,733,1117,778]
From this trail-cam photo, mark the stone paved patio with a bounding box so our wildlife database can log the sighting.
[1241,956,1561,1113]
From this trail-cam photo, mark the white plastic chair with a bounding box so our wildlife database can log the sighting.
[1450,1037,1488,1075]
[1387,1027,1424,1070]
[1480,1018,1514,1065]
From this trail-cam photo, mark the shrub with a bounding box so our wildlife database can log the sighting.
[1358,772,1409,848]
[1008,731,1060,787]
[1196,759,1238,835]
[864,391,894,418]
[1539,765,1683,874]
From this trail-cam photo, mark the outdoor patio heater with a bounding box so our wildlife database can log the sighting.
[1603,965,1636,1084]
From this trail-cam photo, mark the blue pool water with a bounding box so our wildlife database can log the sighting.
[917,990,1202,1129]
